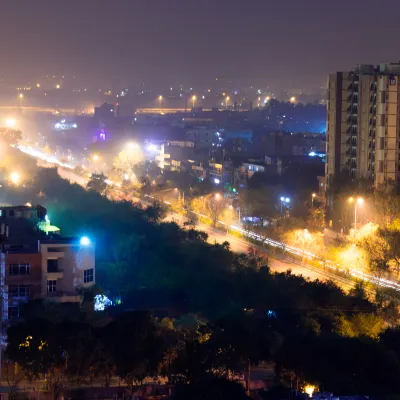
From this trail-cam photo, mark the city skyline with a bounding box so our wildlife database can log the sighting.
[2,0,400,91]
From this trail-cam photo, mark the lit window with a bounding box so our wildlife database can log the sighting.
[84,268,94,283]
[47,280,56,293]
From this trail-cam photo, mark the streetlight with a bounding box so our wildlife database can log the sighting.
[311,193,317,208]
[9,172,20,185]
[5,118,16,128]
[175,188,185,205]
[158,95,163,108]
[126,142,139,150]
[192,95,196,108]
[92,154,100,162]
[290,96,296,103]
[207,193,222,227]
[348,196,364,235]
[225,96,230,109]
[80,236,91,246]
[280,196,290,213]
[18,93,24,108]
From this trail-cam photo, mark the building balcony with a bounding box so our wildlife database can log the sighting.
[47,291,81,303]
[47,271,63,280]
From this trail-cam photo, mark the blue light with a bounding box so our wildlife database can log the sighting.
[80,236,91,246]
[214,178,220,184]
[285,198,290,203]
[280,196,285,201]
[309,151,316,157]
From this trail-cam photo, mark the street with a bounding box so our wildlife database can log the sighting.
[165,213,351,288]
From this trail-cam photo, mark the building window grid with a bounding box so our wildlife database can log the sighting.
[8,263,30,276]
[9,284,30,298]
[8,306,19,320]
[47,280,57,293]
[84,268,94,283]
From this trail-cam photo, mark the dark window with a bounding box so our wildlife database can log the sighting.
[8,210,14,217]
[47,280,56,293]
[8,264,30,276]
[9,285,30,298]
[8,306,19,320]
[84,268,94,283]
[47,259,58,273]
[379,137,385,150]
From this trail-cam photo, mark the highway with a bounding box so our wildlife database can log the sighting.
[0,105,77,114]
[164,213,353,289]
[136,107,248,114]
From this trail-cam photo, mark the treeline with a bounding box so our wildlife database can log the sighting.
[3,167,400,397]
[6,304,400,399]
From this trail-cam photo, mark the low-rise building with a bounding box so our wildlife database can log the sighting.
[0,205,95,321]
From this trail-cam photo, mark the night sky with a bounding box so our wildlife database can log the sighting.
[1,0,400,90]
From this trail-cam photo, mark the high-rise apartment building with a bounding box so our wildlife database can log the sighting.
[326,63,400,189]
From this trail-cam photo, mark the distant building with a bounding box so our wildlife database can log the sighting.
[326,63,400,189]
[93,102,116,125]
[186,126,219,149]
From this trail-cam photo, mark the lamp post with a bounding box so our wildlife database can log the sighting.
[280,196,290,213]
[18,93,24,108]
[208,193,222,227]
[348,197,364,236]
[192,95,196,109]
[175,188,185,205]
[311,193,316,208]
[225,96,230,109]
[158,95,163,108]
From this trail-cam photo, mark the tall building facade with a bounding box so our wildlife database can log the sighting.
[326,63,400,188]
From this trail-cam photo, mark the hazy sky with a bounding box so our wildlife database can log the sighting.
[1,0,400,90]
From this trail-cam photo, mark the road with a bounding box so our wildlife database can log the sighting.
[165,213,348,286]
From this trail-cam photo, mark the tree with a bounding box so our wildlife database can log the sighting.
[208,194,226,228]
[104,311,164,395]
[373,180,400,225]
[113,147,144,177]
[87,173,108,194]
[335,313,386,339]
[307,206,325,230]
[348,280,367,300]
[358,224,400,278]
[6,318,69,400]
[283,229,324,260]
[0,128,22,144]
[239,183,279,227]
[172,375,250,400]
[144,200,167,222]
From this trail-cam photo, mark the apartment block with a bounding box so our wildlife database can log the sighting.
[0,205,95,320]
[326,63,400,189]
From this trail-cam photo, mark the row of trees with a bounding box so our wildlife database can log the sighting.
[3,166,400,397]
[6,301,400,399]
